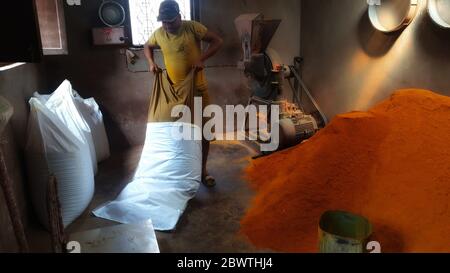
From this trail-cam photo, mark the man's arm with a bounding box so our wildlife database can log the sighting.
[193,30,224,70]
[144,42,160,74]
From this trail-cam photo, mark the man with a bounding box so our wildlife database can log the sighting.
[144,0,223,187]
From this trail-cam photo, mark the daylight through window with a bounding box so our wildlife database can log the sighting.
[129,0,191,46]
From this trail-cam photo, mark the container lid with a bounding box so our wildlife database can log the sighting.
[368,0,419,33]
[319,210,373,241]
[428,0,450,29]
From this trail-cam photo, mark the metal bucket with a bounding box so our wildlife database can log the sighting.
[319,210,373,253]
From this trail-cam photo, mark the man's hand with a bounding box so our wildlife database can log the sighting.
[195,31,223,71]
[144,42,160,74]
[192,60,205,71]
[149,62,160,74]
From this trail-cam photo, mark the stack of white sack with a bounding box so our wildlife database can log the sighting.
[26,97,95,229]
[33,84,110,164]
[27,80,110,229]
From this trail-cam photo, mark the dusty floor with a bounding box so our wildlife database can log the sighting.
[28,140,273,253]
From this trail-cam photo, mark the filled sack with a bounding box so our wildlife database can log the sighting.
[26,98,95,228]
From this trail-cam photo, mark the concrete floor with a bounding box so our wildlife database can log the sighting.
[28,140,272,253]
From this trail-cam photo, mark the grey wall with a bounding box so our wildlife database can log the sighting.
[45,0,301,149]
[0,64,47,252]
[301,0,450,120]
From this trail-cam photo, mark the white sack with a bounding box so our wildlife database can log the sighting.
[32,92,50,104]
[34,89,111,163]
[26,98,95,228]
[45,80,98,174]
[72,92,110,162]
[93,122,202,231]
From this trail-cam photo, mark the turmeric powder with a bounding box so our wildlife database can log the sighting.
[241,89,450,253]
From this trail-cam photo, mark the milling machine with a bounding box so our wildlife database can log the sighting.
[234,14,327,152]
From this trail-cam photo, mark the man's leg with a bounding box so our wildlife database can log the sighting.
[198,88,215,187]
[202,139,210,177]
[202,133,215,187]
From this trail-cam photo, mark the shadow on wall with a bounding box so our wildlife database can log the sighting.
[416,11,450,62]
[357,10,401,58]
[100,106,131,153]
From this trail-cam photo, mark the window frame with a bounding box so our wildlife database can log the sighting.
[0,0,69,63]
[127,0,199,48]
[35,0,68,55]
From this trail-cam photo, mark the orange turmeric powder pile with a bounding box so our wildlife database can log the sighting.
[241,89,450,253]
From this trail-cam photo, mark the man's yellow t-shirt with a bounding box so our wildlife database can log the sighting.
[148,21,208,89]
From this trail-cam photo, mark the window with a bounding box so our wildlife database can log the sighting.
[0,0,68,63]
[129,0,192,46]
[35,0,68,55]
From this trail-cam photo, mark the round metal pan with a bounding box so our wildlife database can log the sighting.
[368,0,420,33]
[99,0,126,27]
[428,0,450,29]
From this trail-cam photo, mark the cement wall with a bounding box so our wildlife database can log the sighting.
[0,63,47,252]
[301,0,450,120]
